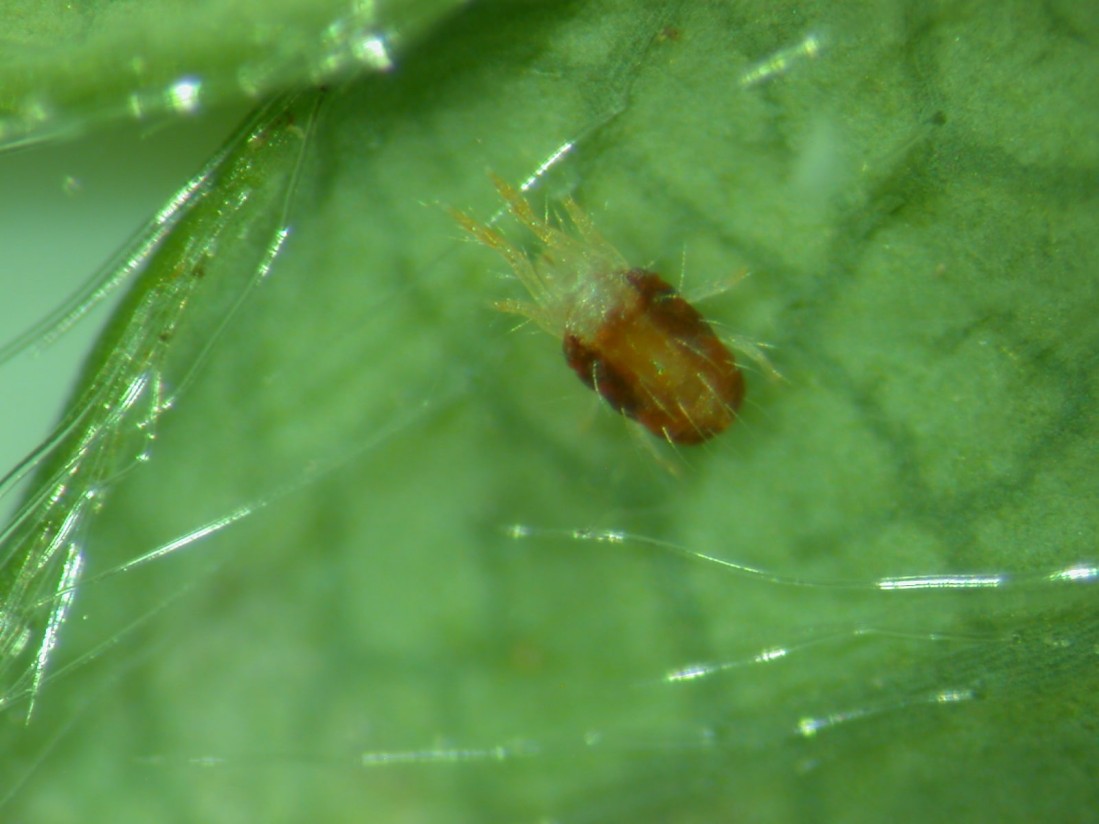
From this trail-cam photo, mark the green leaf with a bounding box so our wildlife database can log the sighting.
[2,1,1098,820]
[0,0,461,146]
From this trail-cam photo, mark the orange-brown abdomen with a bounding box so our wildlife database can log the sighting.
[563,270,744,444]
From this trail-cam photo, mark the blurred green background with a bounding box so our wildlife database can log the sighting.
[1,1,1097,821]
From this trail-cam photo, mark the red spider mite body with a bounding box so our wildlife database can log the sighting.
[563,269,743,444]
[453,176,744,445]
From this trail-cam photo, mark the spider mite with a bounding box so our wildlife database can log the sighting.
[452,175,744,445]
